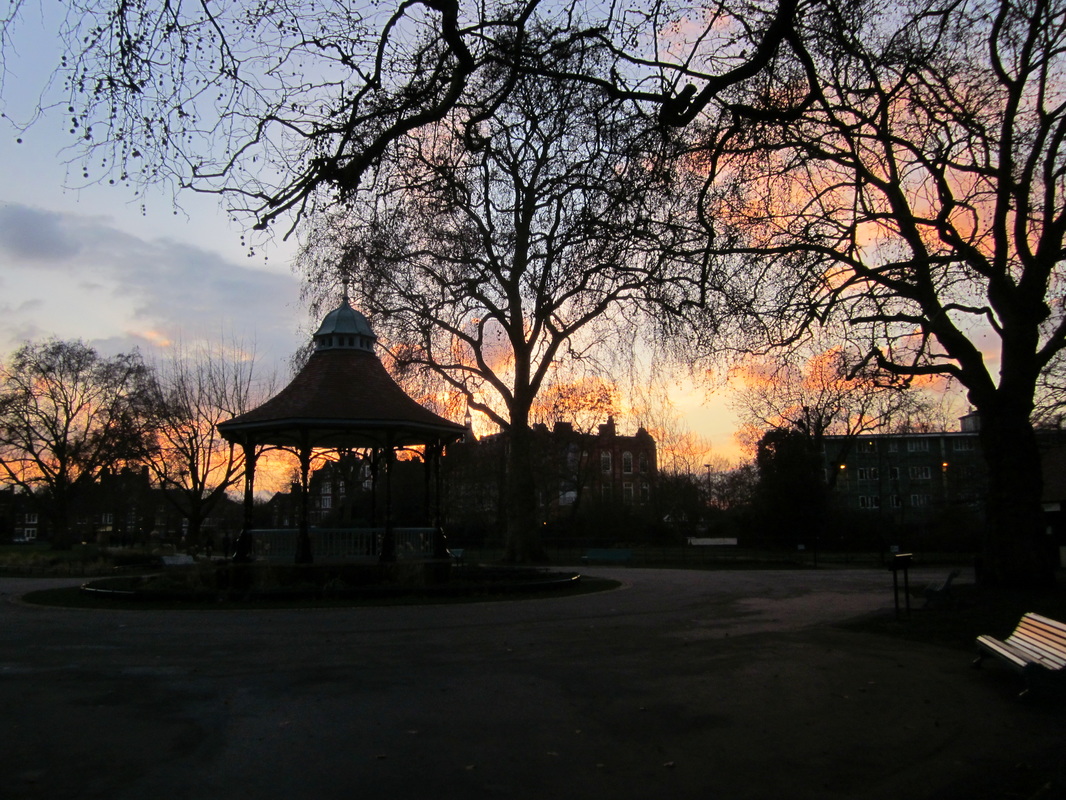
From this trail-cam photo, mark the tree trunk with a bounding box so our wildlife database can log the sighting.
[185,515,203,554]
[504,423,547,563]
[47,484,75,550]
[977,408,1057,587]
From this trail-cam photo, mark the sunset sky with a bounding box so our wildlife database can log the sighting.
[0,9,745,462]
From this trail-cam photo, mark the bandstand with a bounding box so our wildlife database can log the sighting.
[217,293,467,564]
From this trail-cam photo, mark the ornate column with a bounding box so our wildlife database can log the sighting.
[232,441,258,563]
[430,441,450,559]
[380,443,397,562]
[295,441,314,564]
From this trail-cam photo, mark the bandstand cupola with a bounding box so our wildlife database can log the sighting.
[313,293,376,353]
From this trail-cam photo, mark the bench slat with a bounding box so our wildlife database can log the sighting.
[1014,615,1066,639]
[1008,619,1066,660]
[975,613,1066,697]
[976,636,1030,669]
[976,612,1066,684]
[1023,613,1066,635]
[1006,639,1066,670]
[1009,628,1066,658]
[1013,626,1066,650]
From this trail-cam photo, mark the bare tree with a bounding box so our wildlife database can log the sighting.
[0,339,155,548]
[706,460,757,513]
[531,376,620,435]
[1,0,797,233]
[1034,351,1066,429]
[731,342,955,481]
[298,42,686,561]
[9,0,1062,583]
[145,337,272,552]
[686,0,1066,585]
[2,0,794,563]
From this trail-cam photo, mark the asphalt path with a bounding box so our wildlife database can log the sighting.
[1,567,1063,800]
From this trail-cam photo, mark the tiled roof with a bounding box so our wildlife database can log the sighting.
[218,348,465,449]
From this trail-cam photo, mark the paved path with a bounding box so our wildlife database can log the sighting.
[1,567,1062,799]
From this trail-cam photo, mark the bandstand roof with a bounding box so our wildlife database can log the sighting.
[217,297,466,450]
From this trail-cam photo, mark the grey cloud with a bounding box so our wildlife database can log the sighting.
[16,298,44,314]
[108,239,304,362]
[0,202,306,369]
[0,203,83,262]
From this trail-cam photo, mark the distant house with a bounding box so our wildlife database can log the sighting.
[0,467,243,550]
[823,429,987,521]
[1,486,38,543]
[258,416,660,543]
[822,412,1066,555]
[445,416,658,540]
[0,468,155,547]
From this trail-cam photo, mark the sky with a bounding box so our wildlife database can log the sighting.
[0,7,745,462]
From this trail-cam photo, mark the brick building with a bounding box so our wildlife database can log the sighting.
[445,416,658,540]
[822,411,1066,554]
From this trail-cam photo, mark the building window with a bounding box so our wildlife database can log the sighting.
[889,467,900,480]
[911,494,930,507]
[857,467,879,481]
[953,438,975,451]
[622,452,634,474]
[24,512,38,524]
[623,482,634,504]
[566,444,580,470]
[859,495,880,509]
[857,440,877,453]
[887,440,899,452]
[890,495,903,509]
[601,451,612,474]
[22,528,37,540]
[907,439,930,452]
[909,465,931,480]
[638,453,649,474]
[321,495,332,510]
[640,482,650,503]
[601,485,612,500]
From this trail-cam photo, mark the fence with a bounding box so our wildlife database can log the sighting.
[250,528,437,563]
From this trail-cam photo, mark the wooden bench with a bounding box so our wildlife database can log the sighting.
[580,549,633,565]
[974,612,1066,696]
[922,569,960,608]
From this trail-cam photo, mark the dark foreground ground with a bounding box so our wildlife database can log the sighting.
[1,567,1064,800]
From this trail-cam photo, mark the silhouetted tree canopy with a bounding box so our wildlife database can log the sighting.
[297,38,691,561]
[693,0,1066,584]
[1,0,798,234]
[0,339,155,548]
[754,426,825,548]
[145,338,271,551]
[5,0,1064,582]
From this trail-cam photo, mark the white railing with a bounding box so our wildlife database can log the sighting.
[250,528,437,563]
